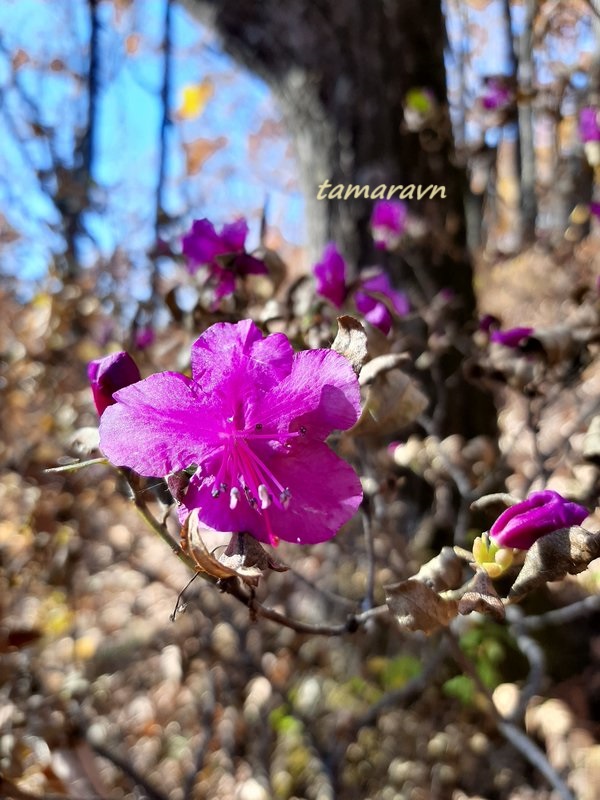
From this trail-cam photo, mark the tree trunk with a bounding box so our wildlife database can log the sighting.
[185,0,496,438]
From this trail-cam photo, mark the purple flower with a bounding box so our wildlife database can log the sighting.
[134,327,155,350]
[370,200,408,251]
[579,107,600,143]
[355,271,410,335]
[481,79,512,111]
[490,490,588,550]
[478,313,500,333]
[313,243,347,308]
[99,320,363,546]
[590,201,600,219]
[88,352,141,417]
[490,327,533,348]
[182,218,267,300]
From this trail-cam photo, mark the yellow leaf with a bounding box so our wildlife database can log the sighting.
[178,80,214,120]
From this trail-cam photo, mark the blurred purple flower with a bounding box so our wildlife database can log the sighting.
[479,313,500,333]
[370,200,408,251]
[355,271,410,335]
[481,79,512,111]
[490,326,533,348]
[590,201,600,219]
[313,243,347,308]
[313,245,409,334]
[579,107,600,143]
[88,352,141,417]
[99,320,363,546]
[182,218,267,300]
[134,327,155,350]
[490,490,588,550]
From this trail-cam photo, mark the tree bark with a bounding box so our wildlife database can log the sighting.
[184,0,496,438]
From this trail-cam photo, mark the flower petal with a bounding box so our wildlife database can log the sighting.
[190,320,294,399]
[182,441,363,544]
[355,290,393,334]
[99,372,222,475]
[182,218,225,267]
[250,348,362,438]
[313,243,347,308]
[360,271,410,316]
[490,490,588,549]
[88,351,141,416]
[220,219,248,251]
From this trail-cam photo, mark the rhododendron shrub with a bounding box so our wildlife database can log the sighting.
[98,320,363,546]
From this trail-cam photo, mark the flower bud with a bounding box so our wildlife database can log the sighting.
[489,490,588,550]
[88,351,141,416]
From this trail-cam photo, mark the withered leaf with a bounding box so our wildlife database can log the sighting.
[182,512,287,587]
[509,526,600,601]
[385,579,459,634]
[331,315,368,375]
[352,355,428,436]
[414,546,464,592]
[220,532,288,575]
[458,570,505,622]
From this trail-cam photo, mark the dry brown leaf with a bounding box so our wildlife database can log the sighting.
[458,570,505,622]
[414,546,464,591]
[182,512,287,587]
[509,526,600,601]
[352,355,428,436]
[331,315,368,375]
[184,136,227,174]
[385,579,459,634]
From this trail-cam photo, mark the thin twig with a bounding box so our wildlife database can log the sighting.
[90,742,168,800]
[518,595,600,631]
[445,630,575,800]
[361,504,376,611]
[505,605,546,721]
[121,469,200,574]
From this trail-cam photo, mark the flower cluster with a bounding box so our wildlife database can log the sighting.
[95,320,363,546]
[313,242,409,335]
[182,218,267,301]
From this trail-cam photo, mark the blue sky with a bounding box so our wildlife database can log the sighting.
[0,0,304,283]
[0,0,596,285]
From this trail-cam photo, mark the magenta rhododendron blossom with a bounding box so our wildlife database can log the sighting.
[590,201,600,219]
[88,352,141,417]
[490,326,533,348]
[355,271,410,335]
[313,245,409,335]
[313,243,347,308]
[370,200,408,251]
[490,490,588,550]
[579,107,600,143]
[182,218,267,300]
[99,320,363,546]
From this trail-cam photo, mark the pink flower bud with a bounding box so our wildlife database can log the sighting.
[88,352,141,416]
[489,490,588,550]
